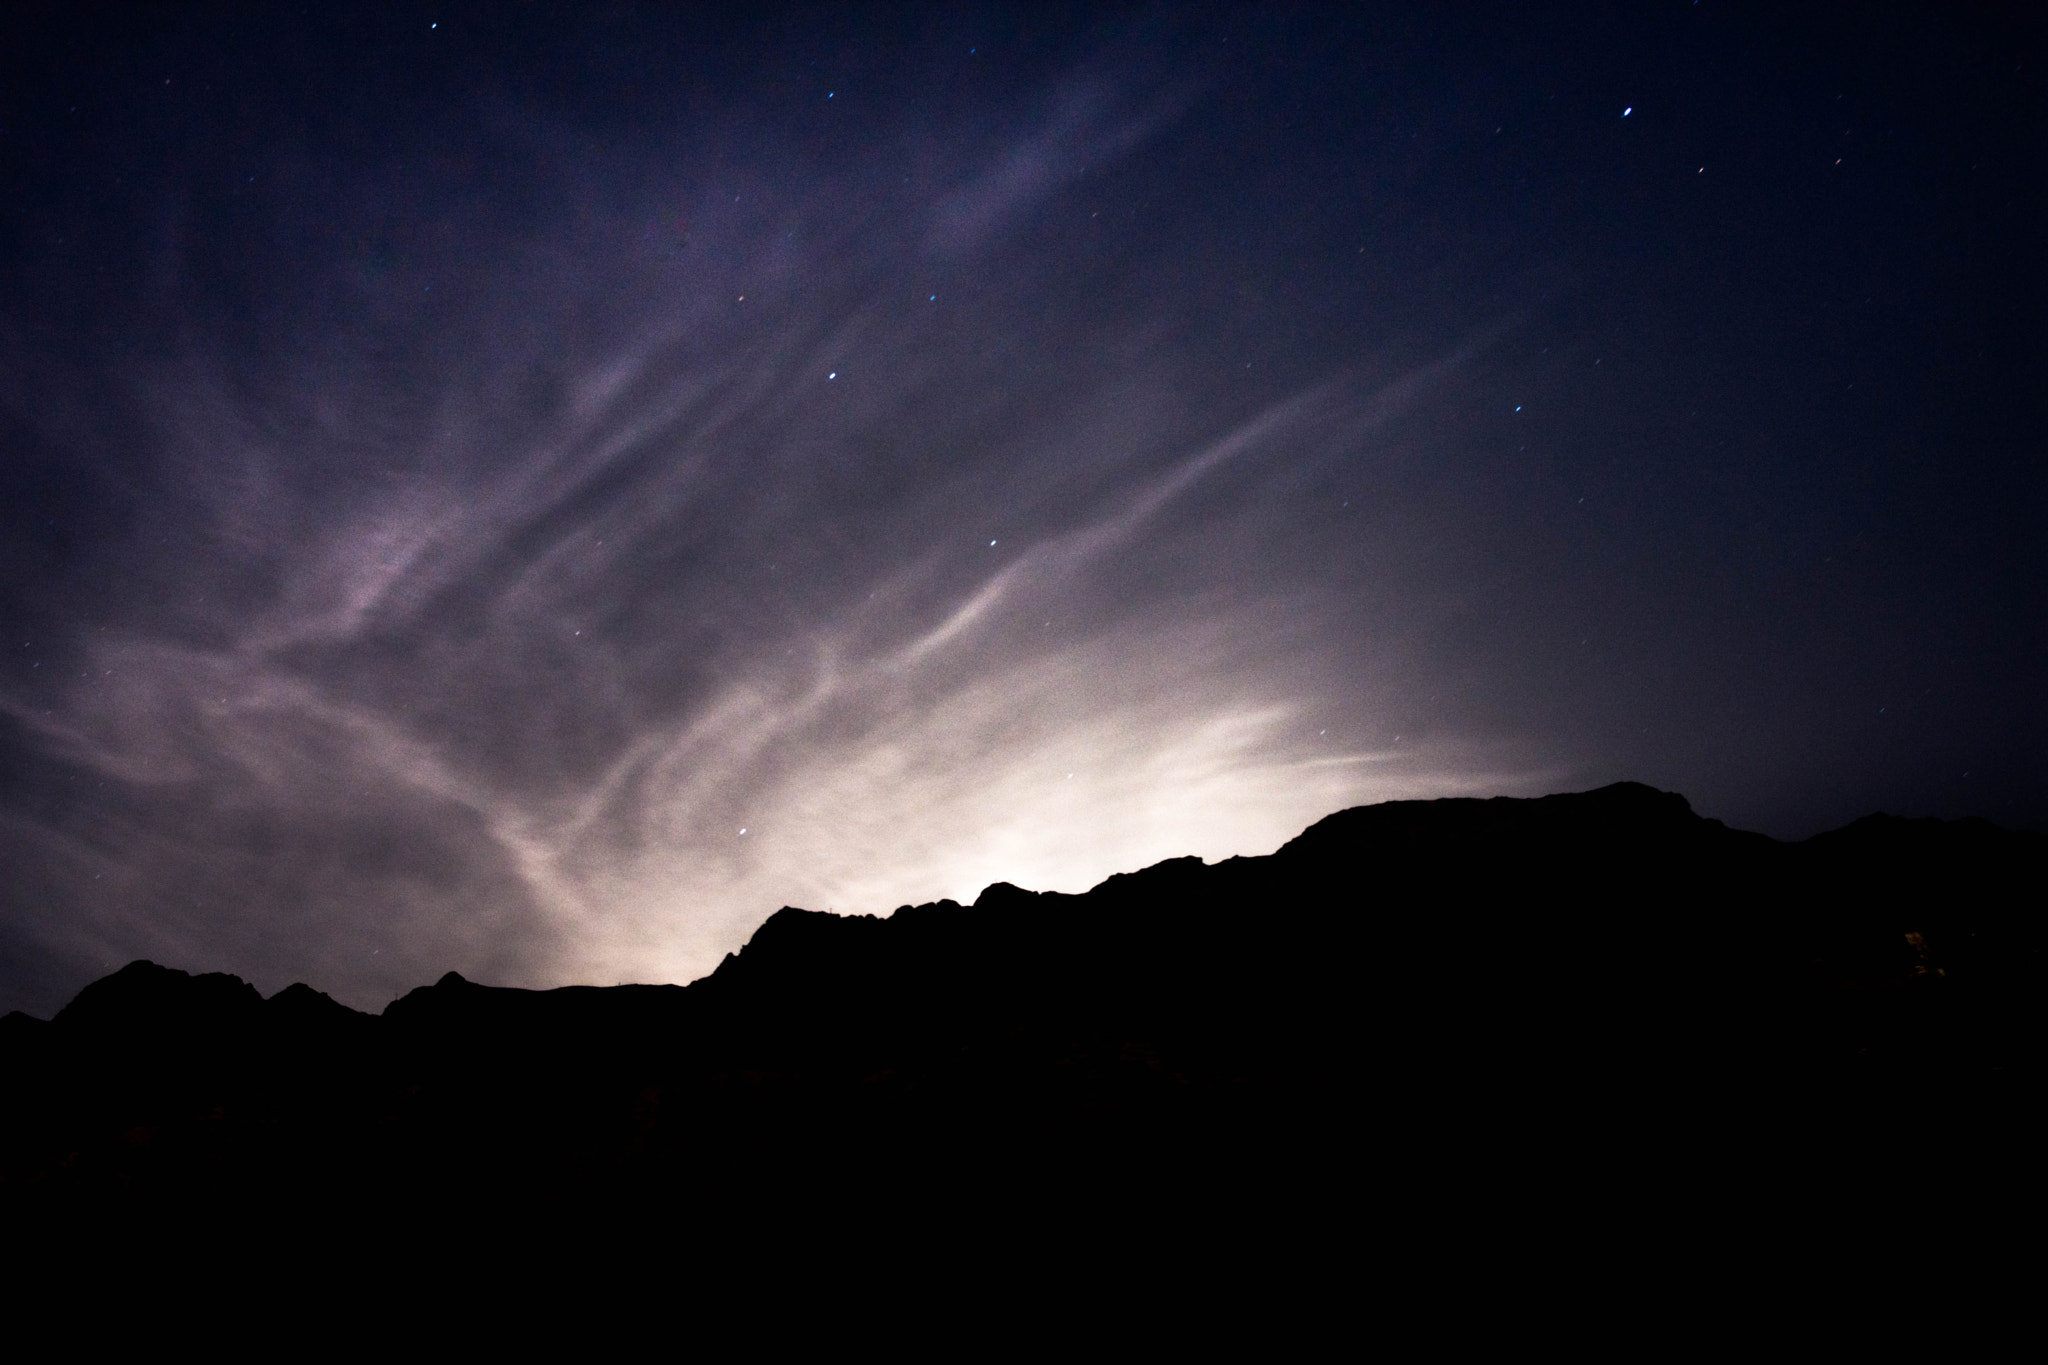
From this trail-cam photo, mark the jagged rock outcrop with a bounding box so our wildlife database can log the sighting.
[1,783,2035,1265]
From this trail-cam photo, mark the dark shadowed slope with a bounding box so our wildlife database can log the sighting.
[1,783,2035,1303]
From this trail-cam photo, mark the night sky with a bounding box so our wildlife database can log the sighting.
[2,4,2040,1016]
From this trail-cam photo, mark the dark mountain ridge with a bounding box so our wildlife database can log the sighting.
[2,783,2035,1281]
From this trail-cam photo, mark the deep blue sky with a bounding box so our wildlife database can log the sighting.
[1,3,2041,1015]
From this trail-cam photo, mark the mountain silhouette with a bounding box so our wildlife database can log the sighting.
[3,783,2033,1309]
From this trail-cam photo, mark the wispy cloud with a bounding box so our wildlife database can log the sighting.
[924,70,1197,260]
[0,57,1536,1012]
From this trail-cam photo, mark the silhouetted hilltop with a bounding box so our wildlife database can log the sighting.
[2,783,2035,1278]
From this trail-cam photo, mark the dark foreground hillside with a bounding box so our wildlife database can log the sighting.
[2,784,2035,1312]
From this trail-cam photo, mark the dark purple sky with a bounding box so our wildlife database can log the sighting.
[2,4,2041,1015]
